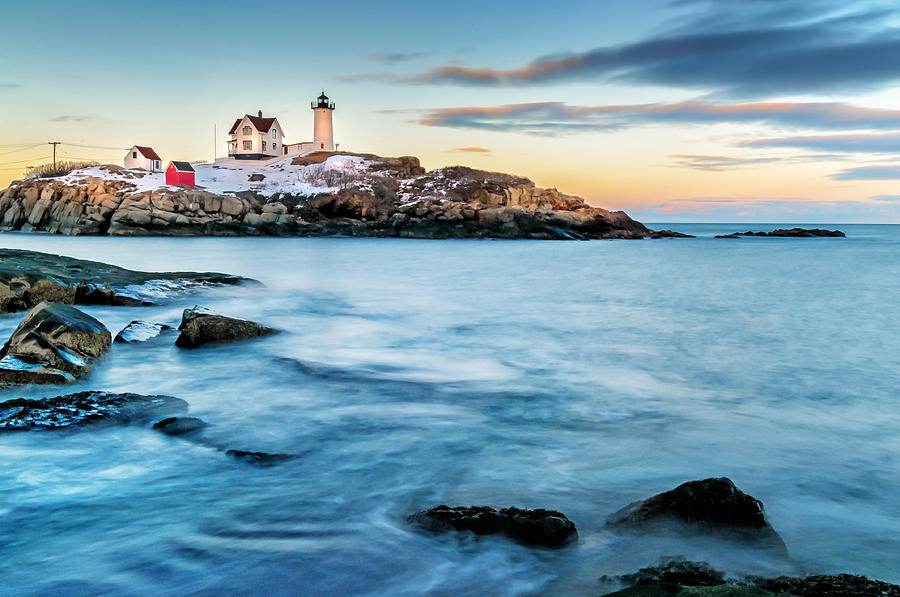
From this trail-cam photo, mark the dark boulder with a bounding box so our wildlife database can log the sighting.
[226,450,294,466]
[175,306,277,348]
[0,391,188,432]
[0,302,111,384]
[606,478,786,552]
[409,505,577,547]
[114,320,172,343]
[153,416,207,436]
[650,230,695,239]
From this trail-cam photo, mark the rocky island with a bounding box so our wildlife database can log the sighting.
[0,152,653,240]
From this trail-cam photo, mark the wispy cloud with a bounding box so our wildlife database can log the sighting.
[49,115,93,122]
[400,101,900,135]
[449,146,492,153]
[0,83,20,89]
[745,132,900,154]
[669,155,779,171]
[399,2,900,98]
[870,194,900,202]
[831,165,900,180]
[365,51,435,62]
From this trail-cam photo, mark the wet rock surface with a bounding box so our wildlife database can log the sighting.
[607,478,787,555]
[715,228,845,238]
[602,559,900,597]
[114,320,172,343]
[0,153,664,240]
[175,306,277,348]
[0,302,111,384]
[409,505,577,547]
[152,416,208,436]
[0,248,253,313]
[0,391,188,432]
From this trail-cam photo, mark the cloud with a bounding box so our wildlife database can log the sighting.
[669,155,779,171]
[365,51,434,62]
[831,165,900,180]
[870,194,900,202]
[403,101,900,135]
[0,83,20,89]
[50,115,92,122]
[401,2,900,98]
[745,132,900,154]
[449,146,492,153]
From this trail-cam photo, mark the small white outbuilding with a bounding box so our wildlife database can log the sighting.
[124,145,162,171]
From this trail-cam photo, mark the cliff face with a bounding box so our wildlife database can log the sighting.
[0,153,651,240]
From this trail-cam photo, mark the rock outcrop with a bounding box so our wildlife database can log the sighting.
[225,450,295,466]
[716,228,845,238]
[0,153,656,240]
[606,477,786,553]
[0,391,187,431]
[0,248,252,314]
[409,505,577,547]
[175,306,277,348]
[0,302,111,384]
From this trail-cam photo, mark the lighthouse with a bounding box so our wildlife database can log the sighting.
[312,92,335,152]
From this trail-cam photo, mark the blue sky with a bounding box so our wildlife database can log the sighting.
[3,0,900,222]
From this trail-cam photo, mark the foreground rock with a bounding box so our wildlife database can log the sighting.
[0,153,659,240]
[0,302,111,384]
[175,306,277,348]
[114,320,172,343]
[0,391,187,431]
[0,248,253,314]
[606,477,786,553]
[409,505,577,547]
[602,560,900,596]
[716,228,845,238]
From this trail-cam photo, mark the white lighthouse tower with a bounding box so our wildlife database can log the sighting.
[312,92,335,152]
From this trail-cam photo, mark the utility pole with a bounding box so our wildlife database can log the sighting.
[48,142,61,168]
[213,124,217,162]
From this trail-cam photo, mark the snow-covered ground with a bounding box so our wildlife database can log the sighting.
[51,155,371,198]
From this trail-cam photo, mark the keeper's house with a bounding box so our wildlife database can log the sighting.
[227,111,284,160]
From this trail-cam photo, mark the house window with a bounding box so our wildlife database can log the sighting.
[321,143,324,149]
[132,151,137,159]
[272,129,276,138]
[262,141,266,151]
[242,126,252,135]
[243,140,252,150]
[273,143,276,150]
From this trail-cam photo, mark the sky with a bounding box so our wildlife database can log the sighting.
[2,0,900,222]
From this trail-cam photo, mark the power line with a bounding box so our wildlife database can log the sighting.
[61,142,129,151]
[0,155,52,166]
[0,144,44,157]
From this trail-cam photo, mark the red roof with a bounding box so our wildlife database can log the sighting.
[134,145,161,161]
[228,115,277,135]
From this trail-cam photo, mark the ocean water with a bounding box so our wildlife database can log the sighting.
[0,224,897,596]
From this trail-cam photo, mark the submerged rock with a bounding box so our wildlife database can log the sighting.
[152,416,207,436]
[225,450,294,466]
[650,230,695,239]
[409,505,577,547]
[0,248,253,314]
[715,228,845,238]
[0,302,111,384]
[0,391,187,432]
[114,320,172,343]
[175,306,277,348]
[620,559,726,587]
[606,477,786,552]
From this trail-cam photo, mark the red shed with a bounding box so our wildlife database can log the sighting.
[166,161,195,186]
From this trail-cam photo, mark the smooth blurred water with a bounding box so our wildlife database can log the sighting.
[0,225,897,596]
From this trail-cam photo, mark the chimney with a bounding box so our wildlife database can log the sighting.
[258,110,262,118]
